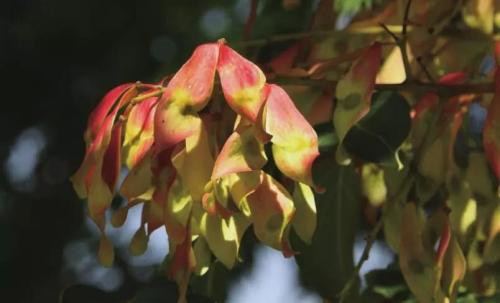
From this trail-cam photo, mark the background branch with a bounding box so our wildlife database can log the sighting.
[272,77,495,96]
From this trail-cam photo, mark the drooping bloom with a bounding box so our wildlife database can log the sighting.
[71,41,320,301]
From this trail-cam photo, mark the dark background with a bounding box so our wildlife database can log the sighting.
[0,1,315,302]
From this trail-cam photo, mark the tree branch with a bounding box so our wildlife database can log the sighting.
[271,77,494,96]
[338,218,384,302]
[338,172,415,302]
[233,25,408,48]
[243,0,259,40]
[131,88,164,104]
[400,0,414,82]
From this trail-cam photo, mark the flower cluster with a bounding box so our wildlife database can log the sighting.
[71,40,319,298]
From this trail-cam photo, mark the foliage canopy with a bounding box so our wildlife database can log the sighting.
[71,0,500,302]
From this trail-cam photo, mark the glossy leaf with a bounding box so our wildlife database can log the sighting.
[344,91,411,168]
[294,153,361,300]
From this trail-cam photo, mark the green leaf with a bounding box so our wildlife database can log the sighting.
[343,91,411,168]
[364,267,410,300]
[293,152,361,300]
[333,0,374,14]
[361,163,387,207]
[292,182,317,244]
[315,122,338,152]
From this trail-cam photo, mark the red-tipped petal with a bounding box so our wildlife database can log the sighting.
[73,85,138,199]
[85,83,134,144]
[218,44,267,122]
[154,96,203,150]
[265,84,319,185]
[166,43,219,109]
[72,111,115,201]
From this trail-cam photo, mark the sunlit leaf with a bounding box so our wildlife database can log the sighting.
[123,97,157,168]
[361,164,387,206]
[245,172,295,252]
[211,125,267,180]
[154,95,203,150]
[165,43,219,109]
[376,46,405,84]
[265,84,319,185]
[154,43,218,151]
[199,213,250,269]
[165,178,193,245]
[463,0,494,34]
[217,43,267,122]
[193,237,211,276]
[172,124,214,201]
[292,182,316,244]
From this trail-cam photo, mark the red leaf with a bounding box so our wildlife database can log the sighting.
[102,121,123,193]
[264,84,319,186]
[217,44,267,122]
[154,43,219,151]
[123,96,158,168]
[165,43,219,109]
[85,83,134,145]
[268,43,302,75]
